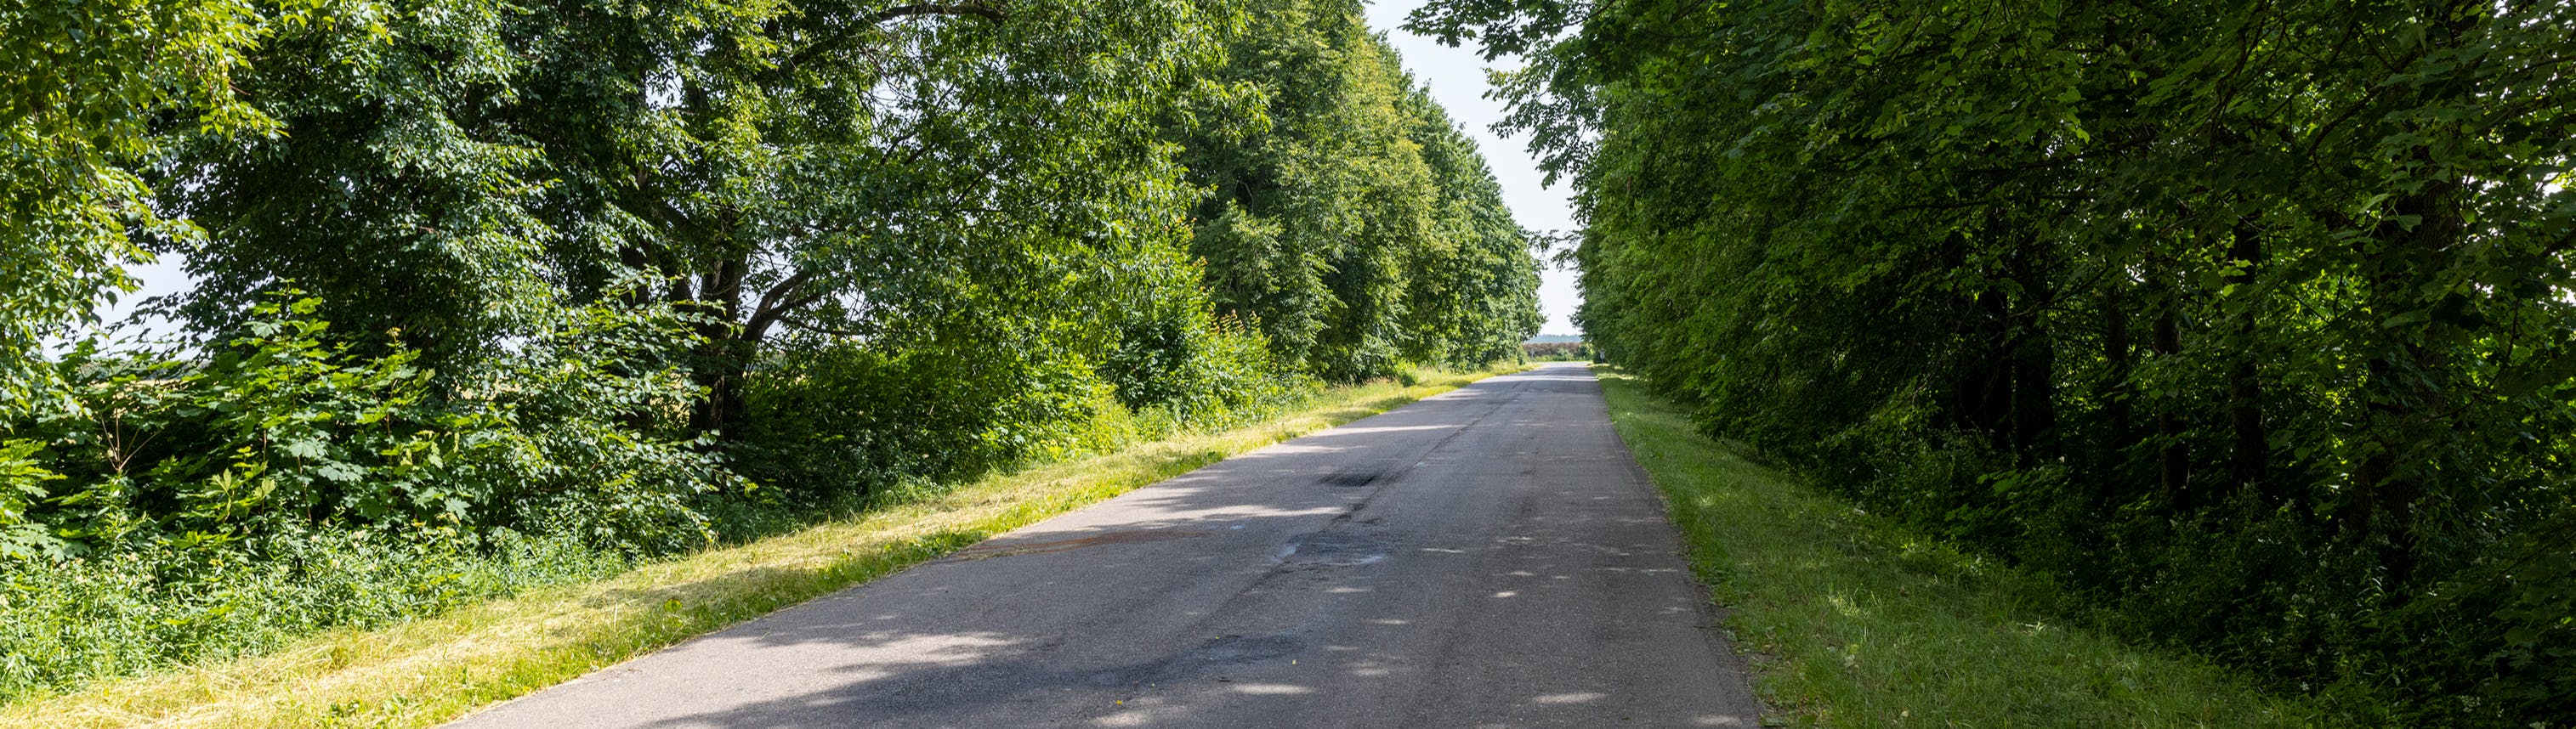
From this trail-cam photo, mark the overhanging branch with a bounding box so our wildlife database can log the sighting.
[787,3,1007,69]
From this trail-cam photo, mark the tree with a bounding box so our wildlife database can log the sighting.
[0,0,270,410]
[166,0,1236,437]
[1415,0,2576,721]
[1177,0,1539,381]
[1396,85,1542,365]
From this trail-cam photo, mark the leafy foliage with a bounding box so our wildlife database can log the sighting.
[0,0,273,410]
[1415,0,2576,723]
[0,291,731,698]
[0,0,1538,704]
[7,293,732,557]
[1176,0,1541,381]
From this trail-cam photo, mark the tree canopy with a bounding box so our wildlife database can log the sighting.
[1415,0,2575,722]
[0,0,270,410]
[1177,0,1540,382]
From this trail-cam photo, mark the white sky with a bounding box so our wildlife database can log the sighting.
[1365,0,1583,336]
[87,252,188,342]
[94,6,1585,338]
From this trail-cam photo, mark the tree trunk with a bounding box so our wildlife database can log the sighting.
[2151,263,2188,509]
[2102,282,2135,460]
[1959,288,2014,438]
[687,251,753,438]
[2224,218,2271,500]
[2008,253,2057,464]
[2344,180,2460,585]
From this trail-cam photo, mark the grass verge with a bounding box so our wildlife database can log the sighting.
[1595,367,2318,727]
[2,366,1520,728]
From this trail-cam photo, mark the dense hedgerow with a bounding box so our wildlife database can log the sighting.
[0,289,1317,703]
[0,293,727,699]
[1411,0,2576,723]
[3,294,734,559]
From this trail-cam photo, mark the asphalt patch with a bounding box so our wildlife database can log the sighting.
[1278,531,1388,567]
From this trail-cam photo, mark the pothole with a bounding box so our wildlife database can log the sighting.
[1278,532,1388,567]
[1320,472,1381,488]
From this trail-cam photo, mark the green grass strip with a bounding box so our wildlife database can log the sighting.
[3,367,1519,728]
[1595,368,2318,728]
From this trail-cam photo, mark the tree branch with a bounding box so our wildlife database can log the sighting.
[787,3,1007,69]
[866,3,1004,24]
[745,269,820,340]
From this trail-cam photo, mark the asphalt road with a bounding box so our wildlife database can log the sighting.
[452,363,1761,728]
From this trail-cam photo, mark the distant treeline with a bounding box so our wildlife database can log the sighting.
[0,0,1536,700]
[1416,0,2573,724]
[1520,341,1591,360]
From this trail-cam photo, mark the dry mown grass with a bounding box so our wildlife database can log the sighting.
[3,367,1518,728]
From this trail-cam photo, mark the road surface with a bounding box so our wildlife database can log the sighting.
[453,363,1761,728]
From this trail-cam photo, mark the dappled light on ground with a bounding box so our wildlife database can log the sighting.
[448,364,1759,728]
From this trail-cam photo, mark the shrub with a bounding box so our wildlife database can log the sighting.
[0,292,740,699]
